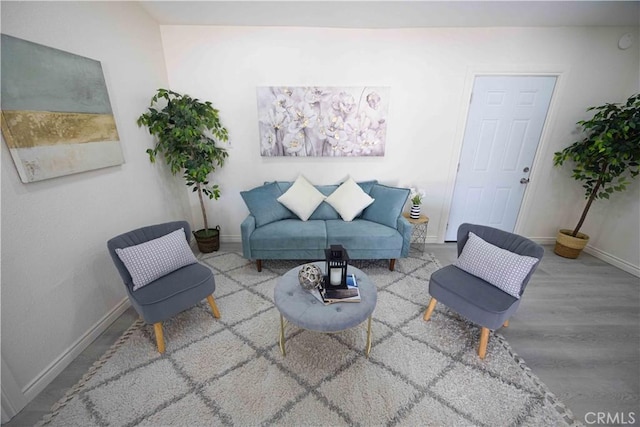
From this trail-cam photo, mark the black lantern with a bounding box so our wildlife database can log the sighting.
[325,245,349,289]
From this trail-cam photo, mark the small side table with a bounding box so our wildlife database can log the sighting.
[403,213,429,253]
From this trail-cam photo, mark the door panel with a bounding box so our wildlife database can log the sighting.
[446,76,556,241]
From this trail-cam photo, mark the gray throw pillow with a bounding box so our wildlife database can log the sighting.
[115,228,198,291]
[455,232,538,298]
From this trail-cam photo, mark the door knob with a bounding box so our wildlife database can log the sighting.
[520,178,530,184]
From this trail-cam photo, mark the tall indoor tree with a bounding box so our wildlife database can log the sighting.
[553,93,640,258]
[137,88,229,252]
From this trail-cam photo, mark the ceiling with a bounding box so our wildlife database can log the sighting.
[139,1,640,28]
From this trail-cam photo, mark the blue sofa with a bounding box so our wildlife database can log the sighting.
[240,179,412,271]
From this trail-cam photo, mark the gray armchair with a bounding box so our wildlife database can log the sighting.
[107,221,220,353]
[423,223,543,359]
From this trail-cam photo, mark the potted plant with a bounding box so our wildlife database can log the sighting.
[553,93,639,258]
[409,187,425,219]
[137,88,229,253]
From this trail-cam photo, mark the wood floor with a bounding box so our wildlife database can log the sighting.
[5,243,639,426]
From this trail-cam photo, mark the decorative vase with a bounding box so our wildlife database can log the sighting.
[410,204,421,219]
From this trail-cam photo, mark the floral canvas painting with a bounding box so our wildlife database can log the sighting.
[257,86,389,157]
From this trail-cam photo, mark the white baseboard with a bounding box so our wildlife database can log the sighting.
[530,237,639,278]
[222,235,242,243]
[583,246,640,278]
[529,237,557,245]
[22,297,131,402]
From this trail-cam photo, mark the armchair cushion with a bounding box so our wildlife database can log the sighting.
[455,232,538,298]
[115,228,197,290]
[277,175,326,221]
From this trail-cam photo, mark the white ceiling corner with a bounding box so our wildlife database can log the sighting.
[138,0,640,28]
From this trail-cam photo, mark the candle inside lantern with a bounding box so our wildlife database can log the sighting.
[329,269,342,286]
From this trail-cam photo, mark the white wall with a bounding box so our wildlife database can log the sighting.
[160,25,639,273]
[1,9,638,418]
[1,1,191,413]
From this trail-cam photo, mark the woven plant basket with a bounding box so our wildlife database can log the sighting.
[193,226,220,253]
[554,229,589,259]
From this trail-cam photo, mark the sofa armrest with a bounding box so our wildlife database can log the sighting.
[397,215,413,257]
[241,215,256,259]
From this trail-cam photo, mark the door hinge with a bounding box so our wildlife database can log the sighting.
[469,93,473,104]
[457,163,460,172]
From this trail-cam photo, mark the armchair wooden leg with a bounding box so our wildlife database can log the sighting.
[389,259,396,271]
[256,259,262,272]
[478,327,489,359]
[207,294,221,318]
[423,298,437,321]
[153,322,165,354]
[503,320,509,328]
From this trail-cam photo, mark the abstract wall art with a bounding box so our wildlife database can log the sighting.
[1,34,123,183]
[257,86,390,157]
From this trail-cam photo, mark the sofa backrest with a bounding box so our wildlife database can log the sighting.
[242,179,410,228]
[274,180,380,221]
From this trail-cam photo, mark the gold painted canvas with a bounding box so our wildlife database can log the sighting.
[1,34,123,183]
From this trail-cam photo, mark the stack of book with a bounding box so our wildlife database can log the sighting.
[310,274,361,304]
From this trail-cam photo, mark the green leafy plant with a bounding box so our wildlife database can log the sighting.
[553,93,640,237]
[410,188,425,205]
[137,89,229,235]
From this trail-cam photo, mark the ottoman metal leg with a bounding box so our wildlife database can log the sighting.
[365,315,373,357]
[279,314,286,356]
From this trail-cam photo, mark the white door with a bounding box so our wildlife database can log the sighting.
[446,75,556,241]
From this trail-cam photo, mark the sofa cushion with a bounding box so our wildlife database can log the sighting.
[361,184,410,228]
[115,228,197,291]
[325,177,375,221]
[250,219,327,251]
[455,232,538,298]
[325,219,403,251]
[277,175,326,221]
[309,184,341,220]
[241,182,295,227]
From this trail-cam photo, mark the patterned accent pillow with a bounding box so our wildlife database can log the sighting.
[115,228,198,291]
[277,175,326,221]
[324,176,375,221]
[455,232,538,298]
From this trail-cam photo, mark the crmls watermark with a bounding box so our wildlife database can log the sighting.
[584,412,636,425]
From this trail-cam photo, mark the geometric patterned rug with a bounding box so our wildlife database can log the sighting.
[38,251,579,426]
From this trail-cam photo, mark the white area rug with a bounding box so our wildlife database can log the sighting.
[39,251,578,426]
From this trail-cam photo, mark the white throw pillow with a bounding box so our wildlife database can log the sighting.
[325,176,375,221]
[455,232,538,298]
[277,175,326,221]
[116,228,198,291]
